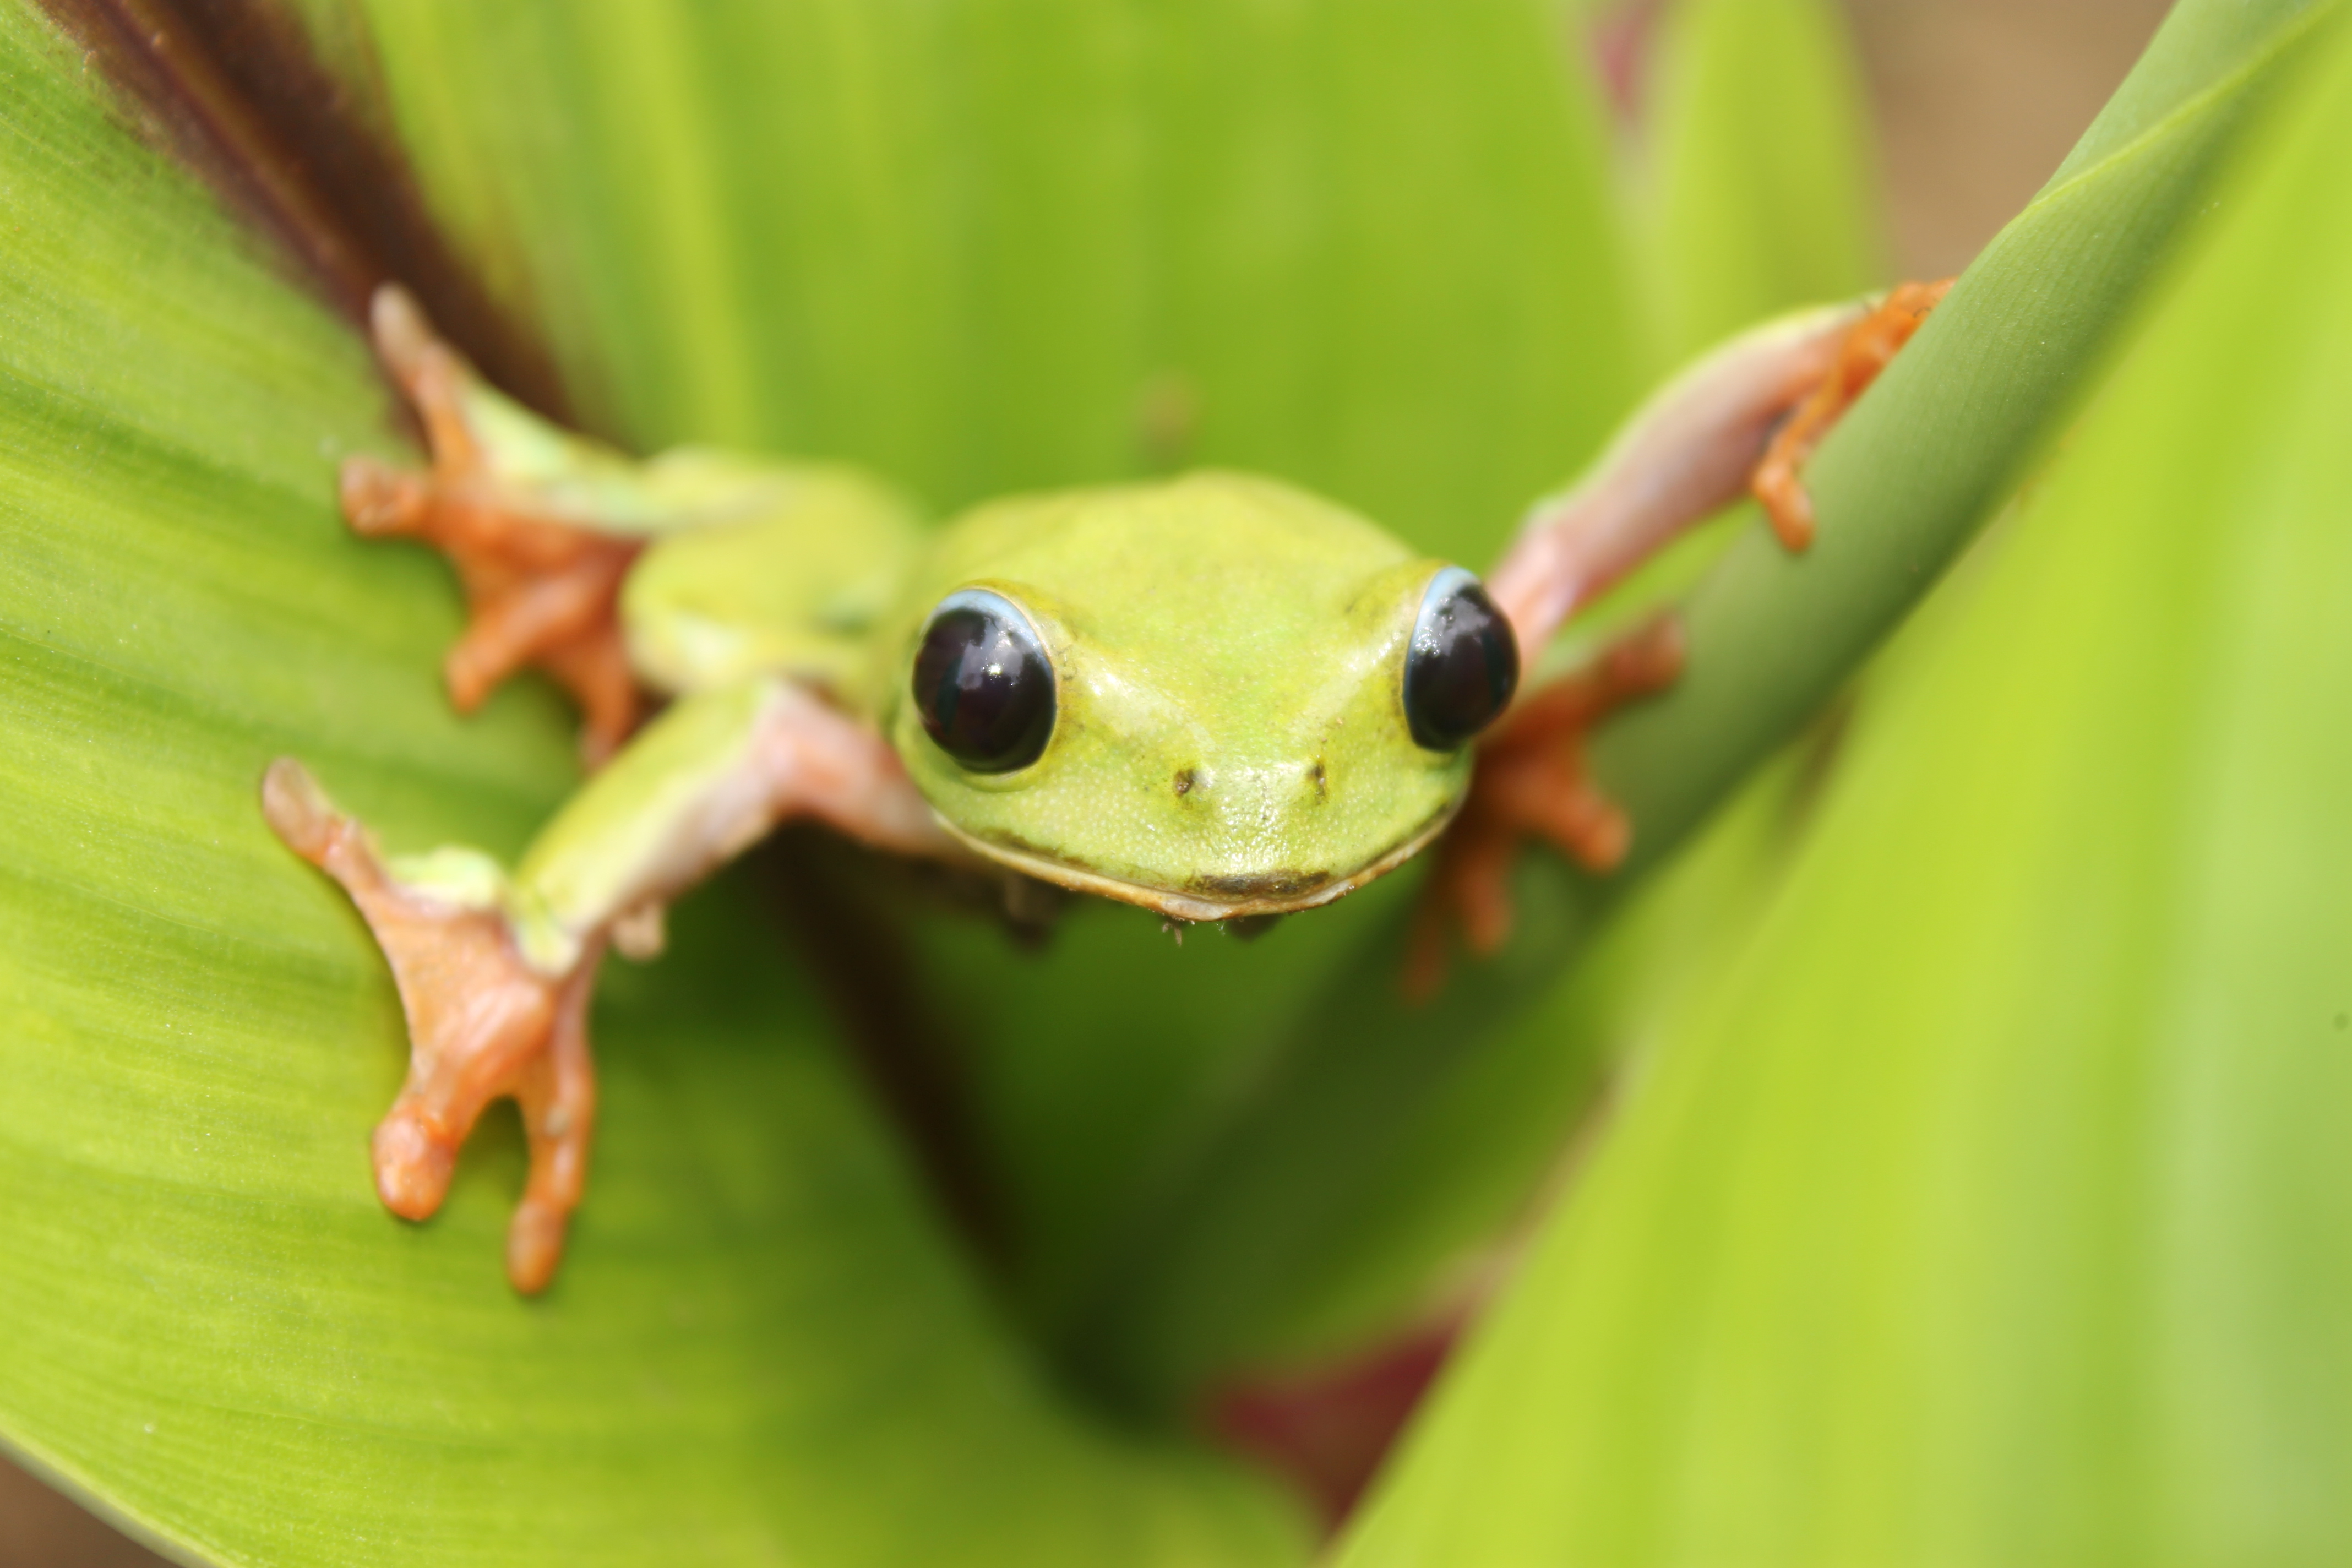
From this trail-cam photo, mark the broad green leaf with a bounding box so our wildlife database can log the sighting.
[1636,0,1885,366]
[0,7,1302,1563]
[1339,11,2352,1560]
[1055,0,2338,1412]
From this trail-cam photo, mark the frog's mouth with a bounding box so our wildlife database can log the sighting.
[934,800,1460,923]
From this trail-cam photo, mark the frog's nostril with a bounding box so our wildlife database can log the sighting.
[1307,760,1329,801]
[1173,766,1197,798]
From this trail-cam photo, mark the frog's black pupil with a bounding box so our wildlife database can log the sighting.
[912,600,1056,772]
[1404,576,1520,750]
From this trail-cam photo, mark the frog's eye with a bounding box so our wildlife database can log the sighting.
[911,589,1057,773]
[1403,566,1520,750]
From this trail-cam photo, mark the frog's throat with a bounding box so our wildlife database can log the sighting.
[935,801,1460,923]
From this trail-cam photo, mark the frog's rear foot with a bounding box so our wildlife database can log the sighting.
[342,287,644,764]
[263,758,598,1293]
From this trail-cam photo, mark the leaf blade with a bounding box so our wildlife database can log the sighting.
[1338,9,2352,1560]
[0,7,1305,1561]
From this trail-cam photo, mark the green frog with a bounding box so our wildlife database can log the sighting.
[266,281,1943,1291]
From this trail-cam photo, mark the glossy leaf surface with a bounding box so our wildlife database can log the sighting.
[0,5,1302,1562]
[1340,12,2352,1560]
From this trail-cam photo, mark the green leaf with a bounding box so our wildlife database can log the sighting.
[1338,9,2352,1560]
[0,7,1303,1562]
[0,0,1696,1553]
[1054,0,2340,1413]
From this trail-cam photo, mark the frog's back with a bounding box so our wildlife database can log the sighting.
[621,459,926,699]
[871,471,1419,714]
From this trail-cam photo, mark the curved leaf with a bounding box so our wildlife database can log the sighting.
[1339,9,2352,1559]
[0,7,1302,1562]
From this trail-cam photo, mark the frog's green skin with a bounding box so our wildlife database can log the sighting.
[616,471,1464,925]
[414,363,1473,956]
[873,477,1464,918]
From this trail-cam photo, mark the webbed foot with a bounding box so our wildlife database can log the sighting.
[342,286,643,763]
[1406,616,1685,999]
[263,758,598,1293]
[1750,277,1954,549]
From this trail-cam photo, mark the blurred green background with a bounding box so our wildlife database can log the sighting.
[14,0,2352,1563]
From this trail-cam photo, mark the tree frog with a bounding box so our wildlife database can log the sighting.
[266,281,1946,1292]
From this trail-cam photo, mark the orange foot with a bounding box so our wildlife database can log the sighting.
[1407,615,1686,1000]
[262,759,598,1293]
[1750,277,1954,549]
[342,287,643,764]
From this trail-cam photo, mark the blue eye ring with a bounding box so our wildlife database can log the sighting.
[910,588,1058,774]
[1402,565,1519,751]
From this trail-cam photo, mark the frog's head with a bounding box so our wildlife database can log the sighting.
[883,473,1518,921]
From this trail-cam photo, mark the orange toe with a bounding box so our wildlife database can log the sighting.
[1751,277,1954,550]
[372,1111,458,1221]
[263,758,600,1293]
[1409,616,1685,996]
[346,288,645,761]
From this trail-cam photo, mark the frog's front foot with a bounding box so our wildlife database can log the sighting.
[342,287,643,763]
[1750,277,1953,548]
[1406,616,1685,999]
[263,758,598,1293]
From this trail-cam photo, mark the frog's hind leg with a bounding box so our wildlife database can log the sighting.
[262,758,596,1292]
[263,679,960,1292]
[341,286,645,762]
[1406,616,1685,1000]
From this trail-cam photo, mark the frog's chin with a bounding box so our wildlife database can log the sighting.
[934,802,1460,923]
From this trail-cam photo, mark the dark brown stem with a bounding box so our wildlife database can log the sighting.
[36,0,571,422]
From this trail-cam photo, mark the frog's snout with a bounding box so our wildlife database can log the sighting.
[1145,746,1455,914]
[938,737,1452,921]
[1163,752,1343,879]
[1166,752,1333,821]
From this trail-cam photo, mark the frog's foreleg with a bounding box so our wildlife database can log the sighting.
[1416,282,1951,992]
[346,460,643,759]
[1487,280,1952,654]
[264,679,953,1292]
